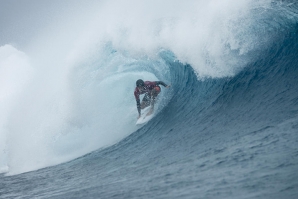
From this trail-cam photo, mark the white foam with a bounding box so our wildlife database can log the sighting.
[67,0,271,78]
[0,45,32,173]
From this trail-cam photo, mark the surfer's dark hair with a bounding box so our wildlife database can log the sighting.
[136,79,145,87]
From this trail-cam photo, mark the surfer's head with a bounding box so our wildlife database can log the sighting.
[136,79,145,87]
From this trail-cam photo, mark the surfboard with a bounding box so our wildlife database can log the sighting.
[136,107,154,125]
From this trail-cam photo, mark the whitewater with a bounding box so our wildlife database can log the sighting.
[0,0,298,198]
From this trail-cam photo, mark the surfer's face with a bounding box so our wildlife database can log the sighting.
[138,86,144,92]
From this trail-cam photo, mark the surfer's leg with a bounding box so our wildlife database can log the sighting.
[150,86,161,106]
[147,86,161,115]
[140,93,151,109]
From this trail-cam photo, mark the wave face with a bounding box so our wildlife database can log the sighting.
[1,0,298,198]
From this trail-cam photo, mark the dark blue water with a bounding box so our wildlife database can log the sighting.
[1,2,298,199]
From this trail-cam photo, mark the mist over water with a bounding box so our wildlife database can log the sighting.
[0,0,293,176]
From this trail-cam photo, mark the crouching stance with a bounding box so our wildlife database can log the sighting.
[134,79,170,119]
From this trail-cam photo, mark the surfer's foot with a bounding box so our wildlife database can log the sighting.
[146,108,154,116]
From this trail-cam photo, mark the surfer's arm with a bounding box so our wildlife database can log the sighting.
[155,81,170,87]
[134,89,141,116]
[136,99,141,116]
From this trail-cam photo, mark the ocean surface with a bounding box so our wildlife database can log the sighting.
[0,0,298,198]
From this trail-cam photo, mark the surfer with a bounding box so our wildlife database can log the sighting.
[134,79,170,119]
